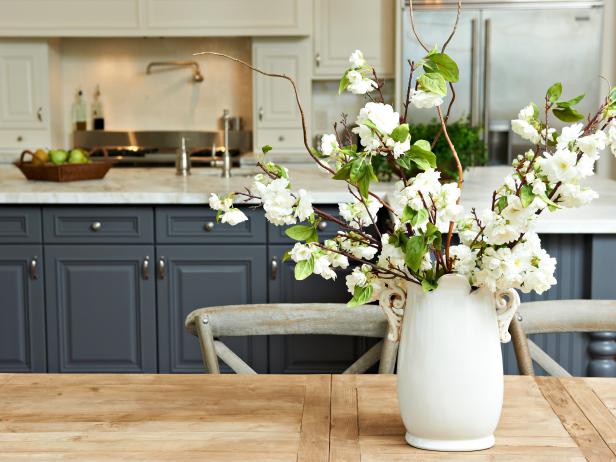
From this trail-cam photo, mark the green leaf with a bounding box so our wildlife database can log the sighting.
[539,193,561,210]
[347,284,374,308]
[520,184,535,208]
[408,142,437,171]
[338,72,350,95]
[294,258,314,281]
[421,279,438,293]
[414,139,431,152]
[350,158,367,183]
[401,205,416,223]
[215,209,223,223]
[332,163,352,181]
[425,223,442,249]
[424,52,459,83]
[391,124,410,143]
[282,250,292,263]
[496,196,508,212]
[285,225,317,242]
[405,236,426,273]
[362,119,379,133]
[557,94,585,108]
[261,145,272,154]
[546,82,562,103]
[531,102,540,120]
[418,72,447,96]
[553,106,585,123]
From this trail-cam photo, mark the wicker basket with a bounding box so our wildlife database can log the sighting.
[14,150,113,182]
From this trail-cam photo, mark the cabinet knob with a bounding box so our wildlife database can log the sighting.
[317,221,328,231]
[258,107,264,122]
[204,221,215,232]
[37,107,43,122]
[29,256,38,280]
[16,135,23,142]
[142,256,150,280]
[278,135,285,142]
[271,256,278,280]
[315,52,321,68]
[157,257,166,280]
[90,221,102,232]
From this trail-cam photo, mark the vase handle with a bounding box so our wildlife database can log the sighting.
[494,289,520,343]
[379,282,407,342]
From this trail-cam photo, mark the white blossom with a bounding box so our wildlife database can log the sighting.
[511,119,541,144]
[377,234,406,271]
[557,123,584,150]
[320,134,339,157]
[577,130,606,157]
[409,89,443,109]
[347,70,377,95]
[294,189,314,221]
[449,244,477,279]
[339,196,382,229]
[538,149,580,184]
[349,49,366,68]
[518,104,535,122]
[354,102,399,136]
[289,243,312,262]
[260,178,296,226]
[556,183,598,208]
[208,193,233,212]
[220,209,248,226]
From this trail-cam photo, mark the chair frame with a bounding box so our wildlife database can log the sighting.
[185,303,399,374]
[509,300,616,376]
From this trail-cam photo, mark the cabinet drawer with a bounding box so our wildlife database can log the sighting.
[254,128,305,152]
[268,205,343,244]
[43,207,153,244]
[0,207,42,243]
[156,207,266,244]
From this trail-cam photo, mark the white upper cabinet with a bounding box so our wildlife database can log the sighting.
[313,0,394,79]
[145,0,312,36]
[253,39,311,153]
[0,0,311,37]
[0,41,51,151]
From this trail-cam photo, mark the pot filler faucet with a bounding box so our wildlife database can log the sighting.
[145,61,204,83]
[221,109,232,178]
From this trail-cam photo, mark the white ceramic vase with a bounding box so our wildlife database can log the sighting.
[380,274,519,452]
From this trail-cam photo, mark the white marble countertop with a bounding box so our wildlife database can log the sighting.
[0,163,615,234]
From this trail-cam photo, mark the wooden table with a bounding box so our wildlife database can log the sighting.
[1,374,616,461]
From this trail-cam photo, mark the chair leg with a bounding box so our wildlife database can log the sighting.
[509,317,534,376]
[378,337,399,374]
[196,314,220,374]
[343,341,383,374]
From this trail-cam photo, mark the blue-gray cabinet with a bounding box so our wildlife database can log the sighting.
[0,245,46,372]
[44,245,157,373]
[156,245,268,373]
[268,244,372,374]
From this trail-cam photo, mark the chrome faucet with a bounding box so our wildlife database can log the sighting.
[221,109,232,178]
[176,137,191,176]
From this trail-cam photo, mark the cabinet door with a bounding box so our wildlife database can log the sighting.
[157,245,267,373]
[45,245,157,373]
[268,244,371,374]
[313,0,394,78]
[253,39,311,152]
[0,42,49,130]
[0,245,46,372]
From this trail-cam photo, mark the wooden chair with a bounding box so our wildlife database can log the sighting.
[185,303,398,374]
[509,300,616,376]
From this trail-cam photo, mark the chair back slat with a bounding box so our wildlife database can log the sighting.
[185,303,397,375]
[510,300,616,376]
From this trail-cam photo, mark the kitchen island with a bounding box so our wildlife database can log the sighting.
[0,164,615,376]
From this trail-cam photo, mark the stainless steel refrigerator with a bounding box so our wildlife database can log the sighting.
[398,0,604,164]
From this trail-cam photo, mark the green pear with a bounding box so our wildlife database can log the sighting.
[68,149,89,164]
[49,149,68,165]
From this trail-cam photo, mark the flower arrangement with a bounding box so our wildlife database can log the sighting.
[203,17,616,308]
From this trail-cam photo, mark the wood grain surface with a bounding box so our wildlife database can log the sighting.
[1,374,616,461]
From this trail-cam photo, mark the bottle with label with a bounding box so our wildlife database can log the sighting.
[92,85,105,130]
[71,89,87,131]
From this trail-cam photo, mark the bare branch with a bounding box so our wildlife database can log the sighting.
[441,0,462,52]
[408,0,430,52]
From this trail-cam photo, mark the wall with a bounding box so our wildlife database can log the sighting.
[55,37,252,146]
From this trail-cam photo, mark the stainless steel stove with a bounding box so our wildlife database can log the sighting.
[72,130,252,167]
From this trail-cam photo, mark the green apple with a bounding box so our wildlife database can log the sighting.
[68,148,89,164]
[49,149,68,165]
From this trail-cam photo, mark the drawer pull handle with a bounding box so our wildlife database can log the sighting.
[204,221,215,232]
[29,257,38,280]
[142,256,150,280]
[91,221,102,232]
[258,107,264,122]
[318,221,328,231]
[37,107,43,122]
[157,257,166,280]
[315,52,321,68]
[271,256,278,280]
